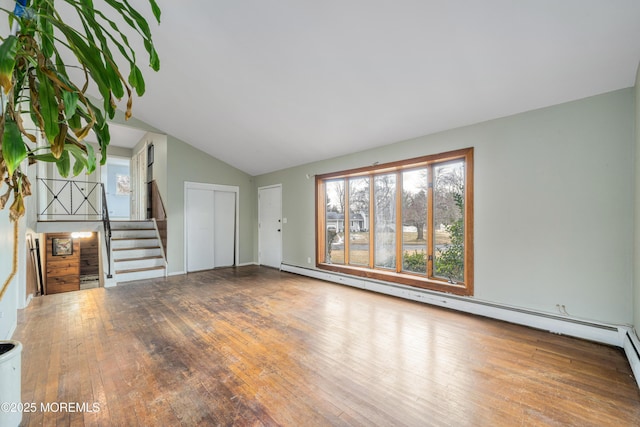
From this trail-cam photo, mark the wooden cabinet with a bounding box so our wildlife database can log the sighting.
[45,233,81,294]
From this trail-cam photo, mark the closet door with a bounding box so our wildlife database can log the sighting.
[185,187,215,272]
[213,191,236,267]
[185,183,239,272]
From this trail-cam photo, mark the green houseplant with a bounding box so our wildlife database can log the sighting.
[0,0,161,221]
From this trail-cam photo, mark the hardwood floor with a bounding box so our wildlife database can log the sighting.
[13,266,640,426]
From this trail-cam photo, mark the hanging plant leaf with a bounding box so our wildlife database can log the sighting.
[85,141,96,174]
[55,149,71,177]
[30,153,57,162]
[0,0,161,221]
[65,142,89,164]
[128,64,145,96]
[144,39,160,71]
[54,23,114,117]
[149,0,162,22]
[72,155,85,176]
[0,35,18,94]
[0,186,11,210]
[14,111,37,143]
[21,175,32,197]
[52,121,70,160]
[0,159,6,191]
[2,118,27,177]
[61,90,79,120]
[35,69,61,145]
[36,3,55,58]
[9,191,24,222]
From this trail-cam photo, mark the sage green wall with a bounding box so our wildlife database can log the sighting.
[165,136,255,274]
[255,89,635,325]
[634,64,640,334]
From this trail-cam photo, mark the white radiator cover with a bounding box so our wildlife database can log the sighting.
[282,264,640,388]
[280,264,626,347]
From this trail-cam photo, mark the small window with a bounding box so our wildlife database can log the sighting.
[316,148,473,296]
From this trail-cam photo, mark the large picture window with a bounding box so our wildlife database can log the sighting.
[316,147,473,296]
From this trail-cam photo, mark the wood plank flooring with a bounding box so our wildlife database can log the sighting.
[12,266,640,426]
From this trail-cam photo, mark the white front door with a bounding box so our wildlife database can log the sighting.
[258,185,282,268]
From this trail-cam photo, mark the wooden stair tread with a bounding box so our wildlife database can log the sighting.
[113,246,161,251]
[115,265,166,274]
[112,237,157,241]
[114,255,164,263]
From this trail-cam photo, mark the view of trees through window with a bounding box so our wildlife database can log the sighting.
[319,148,472,294]
[434,161,465,283]
[349,177,369,265]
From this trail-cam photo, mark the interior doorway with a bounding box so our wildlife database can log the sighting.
[101,156,131,219]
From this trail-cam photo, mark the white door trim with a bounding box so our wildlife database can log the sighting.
[131,142,148,220]
[184,181,240,272]
[258,184,283,268]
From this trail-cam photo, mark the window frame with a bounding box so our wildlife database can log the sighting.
[315,147,474,296]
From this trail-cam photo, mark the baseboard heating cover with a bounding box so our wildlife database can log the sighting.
[623,329,640,389]
[281,264,626,348]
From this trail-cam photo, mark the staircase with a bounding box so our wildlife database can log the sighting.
[111,220,167,283]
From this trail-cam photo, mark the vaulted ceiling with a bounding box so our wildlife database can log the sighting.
[42,2,640,175]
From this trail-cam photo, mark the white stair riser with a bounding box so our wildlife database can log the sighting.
[110,220,167,284]
[115,257,165,271]
[112,238,159,249]
[117,268,166,283]
[112,247,163,259]
[112,229,157,239]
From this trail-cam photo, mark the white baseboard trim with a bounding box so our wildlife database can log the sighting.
[22,293,33,309]
[237,262,259,267]
[623,328,640,389]
[167,271,186,277]
[281,264,625,348]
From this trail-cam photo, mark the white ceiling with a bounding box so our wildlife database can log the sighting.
[87,123,147,149]
[47,1,640,175]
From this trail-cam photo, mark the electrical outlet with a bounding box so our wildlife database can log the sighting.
[307,257,311,264]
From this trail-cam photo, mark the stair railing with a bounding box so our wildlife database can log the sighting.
[149,180,167,257]
[36,177,103,220]
[100,183,113,278]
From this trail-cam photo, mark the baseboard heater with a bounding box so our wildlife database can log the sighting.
[624,331,640,389]
[281,263,640,388]
[281,264,626,346]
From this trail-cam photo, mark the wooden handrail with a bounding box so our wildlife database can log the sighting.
[149,180,167,257]
[101,183,113,278]
[149,180,167,221]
